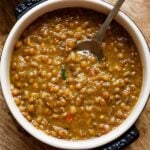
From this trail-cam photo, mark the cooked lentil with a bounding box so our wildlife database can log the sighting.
[10,8,142,140]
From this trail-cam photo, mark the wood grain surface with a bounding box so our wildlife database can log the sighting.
[0,0,150,150]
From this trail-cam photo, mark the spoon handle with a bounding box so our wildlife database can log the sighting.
[94,0,125,43]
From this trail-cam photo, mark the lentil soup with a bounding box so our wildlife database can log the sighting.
[10,8,142,140]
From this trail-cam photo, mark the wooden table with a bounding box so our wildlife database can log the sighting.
[0,0,149,149]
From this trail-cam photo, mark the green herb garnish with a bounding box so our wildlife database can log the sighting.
[61,66,67,80]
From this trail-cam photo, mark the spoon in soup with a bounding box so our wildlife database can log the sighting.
[75,0,125,60]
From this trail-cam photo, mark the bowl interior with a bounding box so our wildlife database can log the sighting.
[1,0,150,149]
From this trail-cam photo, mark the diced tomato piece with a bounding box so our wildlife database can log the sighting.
[65,113,74,123]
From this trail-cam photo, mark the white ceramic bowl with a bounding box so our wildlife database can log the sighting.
[1,0,150,149]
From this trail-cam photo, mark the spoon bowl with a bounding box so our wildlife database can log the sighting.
[76,39,104,60]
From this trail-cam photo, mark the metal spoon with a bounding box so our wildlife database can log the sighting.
[76,0,125,60]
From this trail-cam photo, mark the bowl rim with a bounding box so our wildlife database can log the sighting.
[1,0,150,149]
